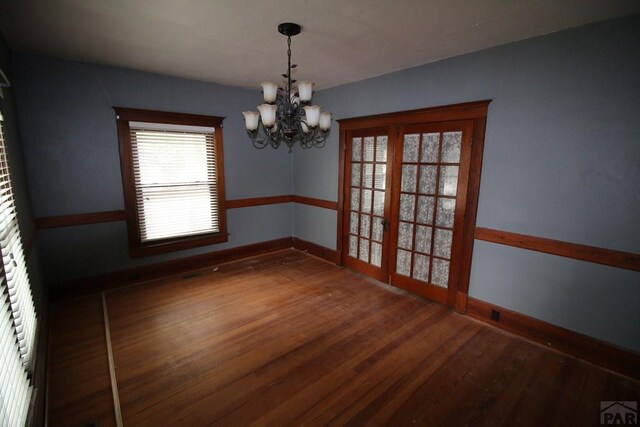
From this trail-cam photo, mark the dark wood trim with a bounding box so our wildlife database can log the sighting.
[52,237,295,300]
[226,195,292,209]
[34,195,338,230]
[291,195,338,210]
[336,129,347,265]
[466,297,640,380]
[475,227,640,272]
[35,210,127,229]
[113,107,224,127]
[455,116,488,312]
[337,100,491,130]
[292,237,338,264]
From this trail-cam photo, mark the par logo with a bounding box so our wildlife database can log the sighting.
[601,401,637,425]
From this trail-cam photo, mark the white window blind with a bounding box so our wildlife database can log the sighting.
[0,112,37,426]
[129,122,220,242]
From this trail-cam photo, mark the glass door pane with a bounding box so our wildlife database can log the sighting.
[344,131,391,281]
[389,121,472,305]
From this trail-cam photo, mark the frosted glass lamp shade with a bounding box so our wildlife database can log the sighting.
[297,81,314,102]
[261,81,278,103]
[242,111,260,131]
[319,112,332,131]
[258,104,277,127]
[304,105,321,128]
[301,120,309,133]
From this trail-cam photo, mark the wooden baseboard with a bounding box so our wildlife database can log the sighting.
[466,297,640,380]
[292,237,338,264]
[52,237,294,300]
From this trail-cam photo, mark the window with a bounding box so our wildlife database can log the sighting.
[0,111,38,426]
[115,108,227,257]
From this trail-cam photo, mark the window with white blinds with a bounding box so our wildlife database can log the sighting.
[116,109,227,256]
[0,111,37,426]
[130,122,221,242]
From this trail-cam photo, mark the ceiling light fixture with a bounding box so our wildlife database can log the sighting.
[243,23,331,151]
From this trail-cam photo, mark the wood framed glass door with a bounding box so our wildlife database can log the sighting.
[337,101,490,310]
[388,121,474,305]
[342,128,394,281]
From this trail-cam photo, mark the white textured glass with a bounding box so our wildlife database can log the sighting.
[373,191,385,216]
[441,132,462,163]
[304,105,321,127]
[352,138,362,161]
[415,225,432,254]
[401,165,417,193]
[361,189,372,213]
[396,249,412,277]
[403,134,420,162]
[349,235,358,257]
[258,103,277,127]
[413,254,429,282]
[297,81,314,102]
[242,111,259,131]
[351,163,361,187]
[421,133,439,162]
[319,112,332,131]
[363,164,374,188]
[399,193,415,222]
[363,136,374,161]
[434,228,453,259]
[374,164,386,189]
[360,214,371,238]
[398,221,414,250]
[371,242,382,267]
[350,188,360,211]
[432,259,450,287]
[419,165,437,194]
[349,212,358,234]
[439,166,459,196]
[376,136,388,162]
[359,237,369,262]
[416,196,435,224]
[436,198,456,228]
[260,81,278,103]
[371,218,383,242]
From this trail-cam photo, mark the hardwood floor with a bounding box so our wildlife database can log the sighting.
[48,249,640,426]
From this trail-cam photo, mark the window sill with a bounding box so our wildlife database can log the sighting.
[130,232,229,258]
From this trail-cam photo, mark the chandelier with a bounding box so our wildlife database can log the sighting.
[242,23,332,151]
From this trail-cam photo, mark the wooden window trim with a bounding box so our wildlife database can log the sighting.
[336,100,491,312]
[114,107,228,257]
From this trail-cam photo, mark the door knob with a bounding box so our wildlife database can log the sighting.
[381,218,390,231]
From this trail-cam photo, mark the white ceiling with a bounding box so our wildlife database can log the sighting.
[1,0,638,90]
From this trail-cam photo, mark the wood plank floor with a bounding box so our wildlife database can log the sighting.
[48,249,640,426]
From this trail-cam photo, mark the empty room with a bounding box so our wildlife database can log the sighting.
[0,1,639,426]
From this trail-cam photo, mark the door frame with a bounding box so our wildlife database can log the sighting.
[336,100,491,313]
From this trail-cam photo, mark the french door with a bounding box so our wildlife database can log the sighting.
[339,102,489,309]
[343,128,393,282]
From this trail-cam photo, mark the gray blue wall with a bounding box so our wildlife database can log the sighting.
[293,15,640,352]
[9,15,640,353]
[12,54,293,283]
